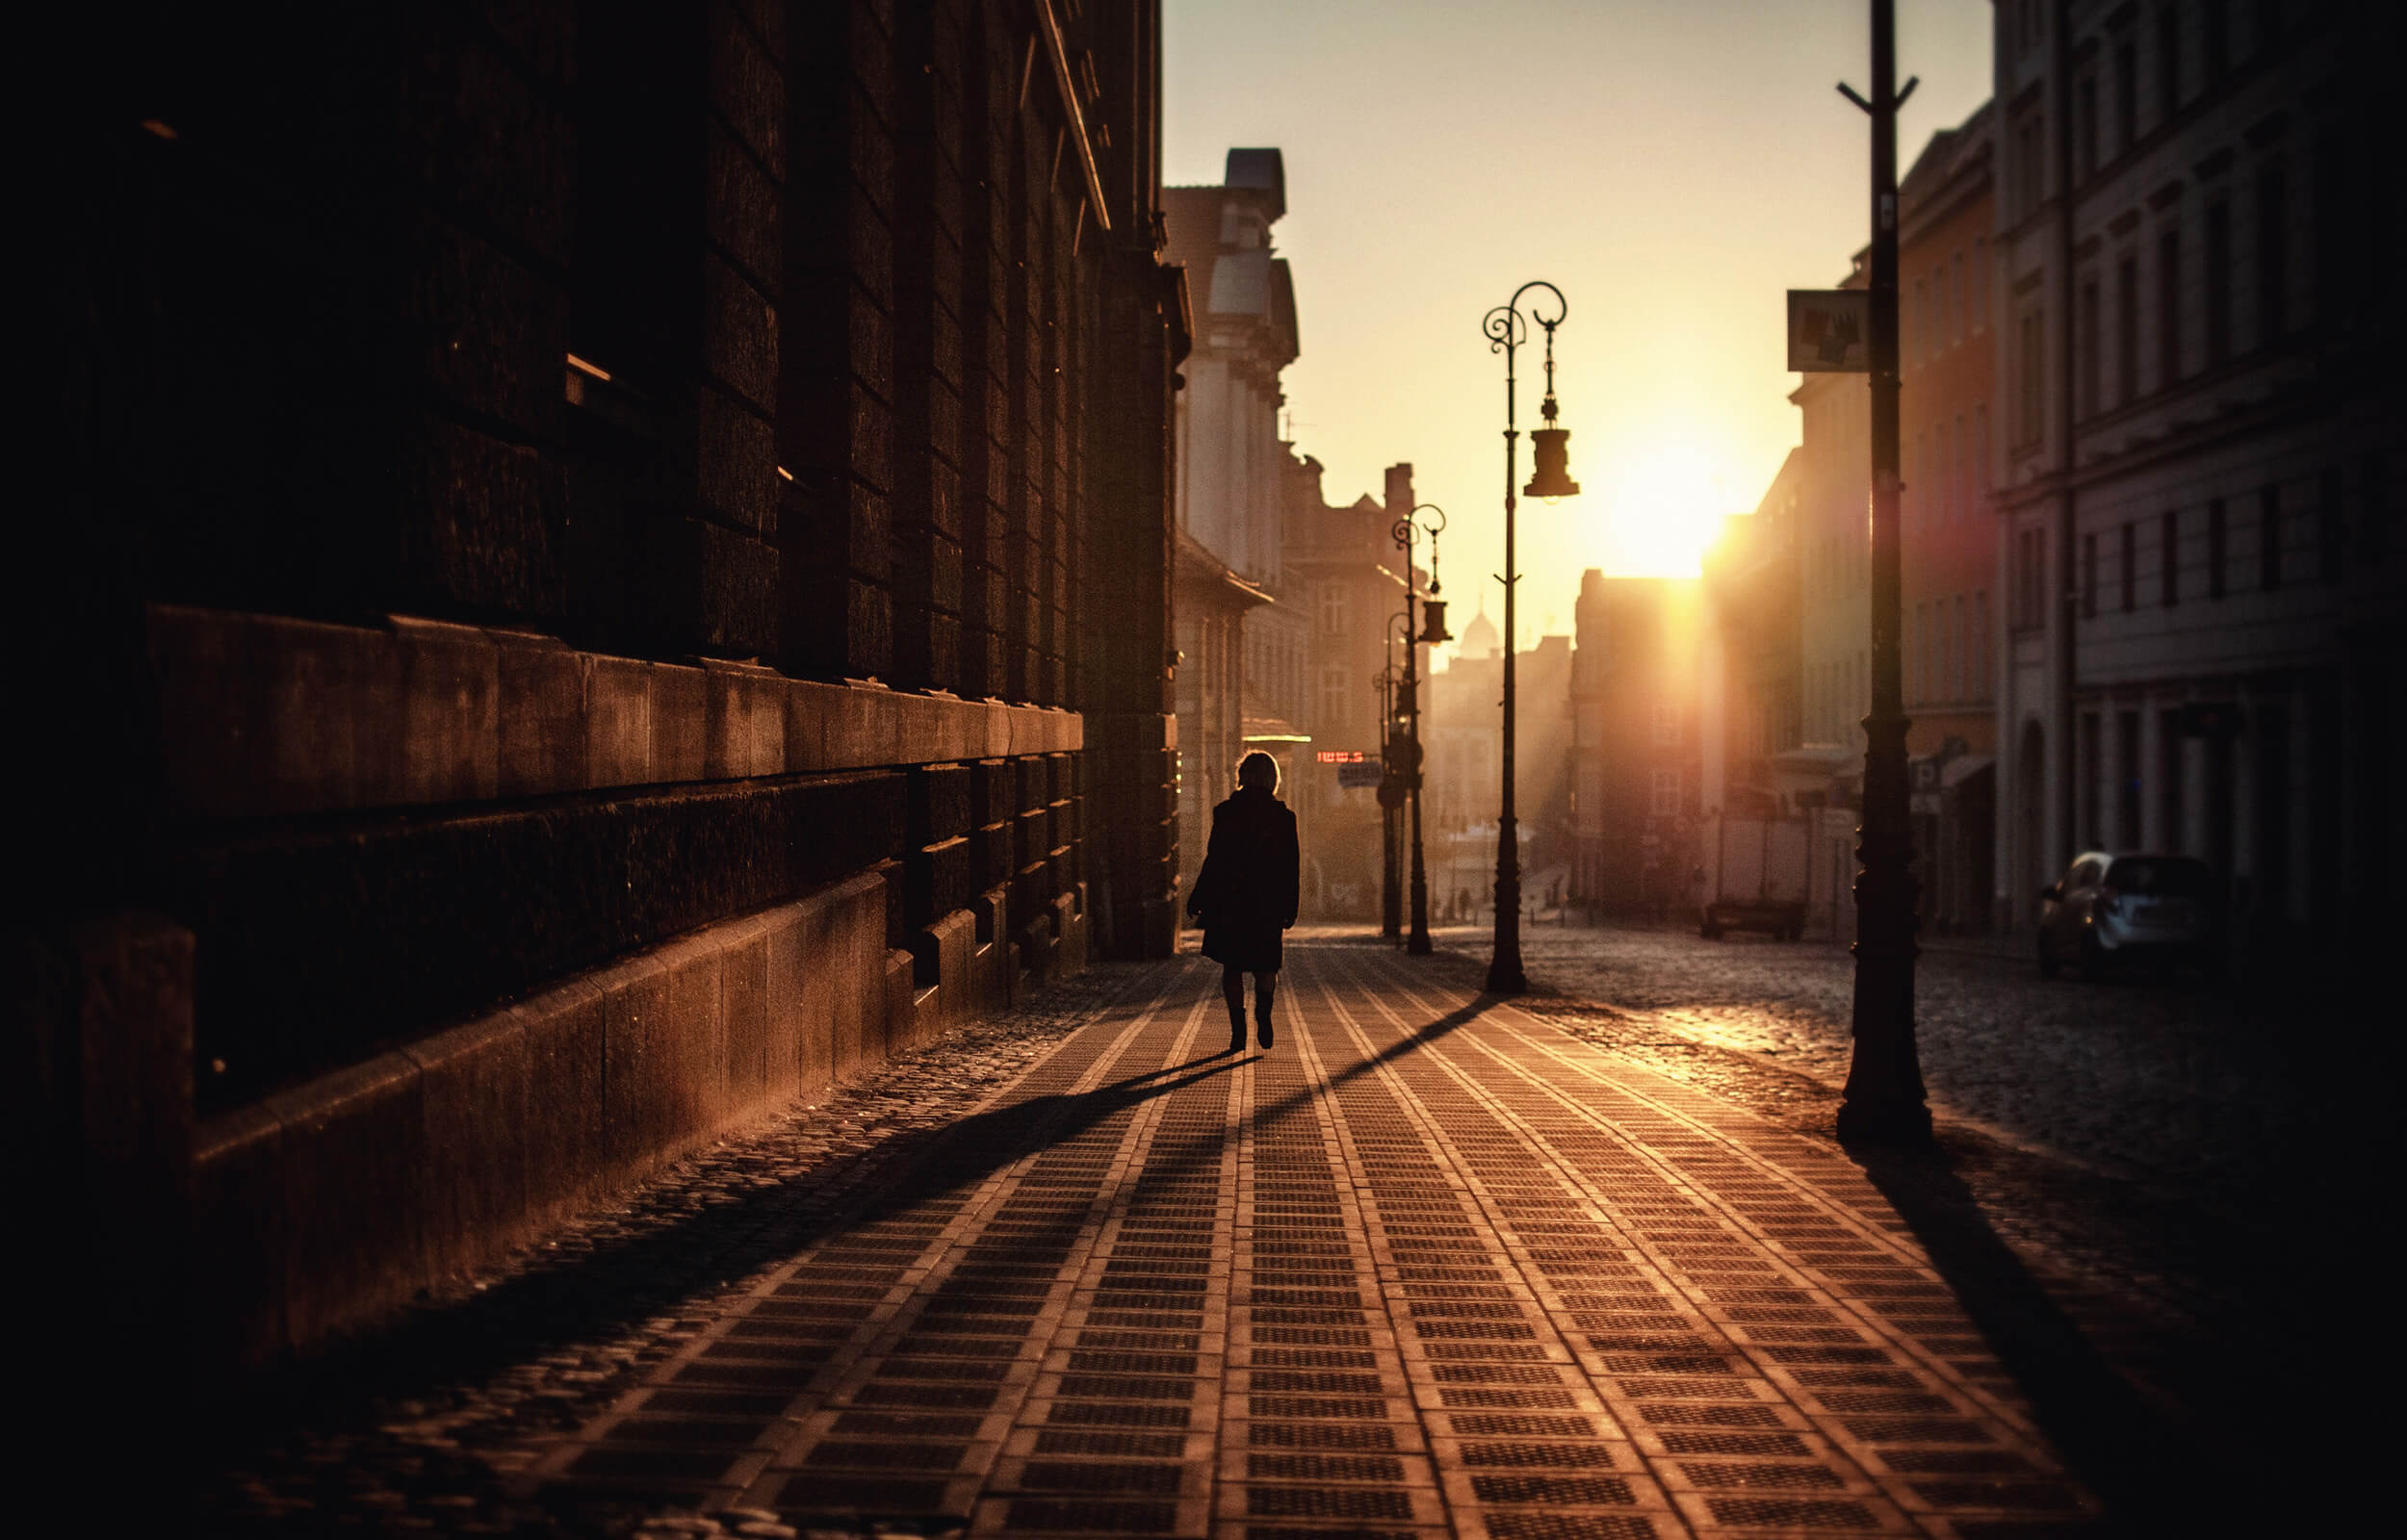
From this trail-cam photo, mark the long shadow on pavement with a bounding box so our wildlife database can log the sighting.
[218,963,1498,1452]
[1848,1139,2238,1536]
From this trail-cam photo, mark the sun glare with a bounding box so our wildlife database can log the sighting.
[1602,438,1727,578]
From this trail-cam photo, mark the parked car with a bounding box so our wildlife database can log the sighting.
[2036,851,2221,978]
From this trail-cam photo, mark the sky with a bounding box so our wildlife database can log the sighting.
[1163,0,1994,654]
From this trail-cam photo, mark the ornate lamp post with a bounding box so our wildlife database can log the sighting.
[1481,282,1579,995]
[1833,0,1930,1143]
[1392,504,1451,955]
[1375,665,1402,940]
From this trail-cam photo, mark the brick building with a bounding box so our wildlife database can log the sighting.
[36,0,1187,1368]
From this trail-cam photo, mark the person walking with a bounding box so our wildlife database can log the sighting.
[1186,752,1300,1053]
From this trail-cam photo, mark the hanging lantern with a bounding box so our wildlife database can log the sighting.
[1418,597,1452,644]
[1524,426,1580,500]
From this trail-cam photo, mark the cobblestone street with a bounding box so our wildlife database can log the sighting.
[1464,920,2322,1211]
[203,937,2354,1538]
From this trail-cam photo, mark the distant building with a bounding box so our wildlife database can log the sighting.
[1281,458,1422,917]
[1568,573,1706,916]
[1702,453,1804,823]
[1162,148,1305,899]
[1783,258,1877,937]
[1175,530,1272,877]
[1429,605,1573,920]
[1989,1,2399,962]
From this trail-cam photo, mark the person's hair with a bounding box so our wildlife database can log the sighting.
[1237,751,1279,792]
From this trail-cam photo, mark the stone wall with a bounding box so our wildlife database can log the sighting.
[33,0,1181,1369]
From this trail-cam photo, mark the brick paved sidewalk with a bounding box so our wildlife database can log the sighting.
[510,944,2107,1538]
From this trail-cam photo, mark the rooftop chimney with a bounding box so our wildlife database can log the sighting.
[1384,463,1414,519]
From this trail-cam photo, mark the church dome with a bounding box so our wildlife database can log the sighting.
[1459,600,1499,659]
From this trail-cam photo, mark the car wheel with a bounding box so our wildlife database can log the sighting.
[2037,934,2060,978]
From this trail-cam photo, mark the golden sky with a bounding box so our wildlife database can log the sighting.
[1164,0,1992,654]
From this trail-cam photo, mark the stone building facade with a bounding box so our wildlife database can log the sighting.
[1989,0,2399,959]
[1900,105,2001,934]
[1281,459,1421,917]
[1568,574,1706,917]
[1162,148,1305,896]
[35,0,1187,1368]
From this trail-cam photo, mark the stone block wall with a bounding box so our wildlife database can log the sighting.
[35,0,1186,1368]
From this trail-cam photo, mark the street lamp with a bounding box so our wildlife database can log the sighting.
[1833,0,1929,1143]
[1375,665,1402,940]
[1393,504,1451,955]
[1481,282,1578,995]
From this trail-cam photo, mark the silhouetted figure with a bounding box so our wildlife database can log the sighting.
[1187,752,1299,1052]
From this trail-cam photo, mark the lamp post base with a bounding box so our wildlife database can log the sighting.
[1834,1098,1933,1146]
[1486,870,1527,993]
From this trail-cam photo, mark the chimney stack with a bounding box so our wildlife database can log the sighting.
[1384,463,1414,519]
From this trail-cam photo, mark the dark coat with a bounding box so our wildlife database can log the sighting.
[1187,786,1300,972]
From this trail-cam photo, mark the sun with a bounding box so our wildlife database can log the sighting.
[1601,438,1729,578]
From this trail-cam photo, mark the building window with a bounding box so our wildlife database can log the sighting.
[2157,5,2181,121]
[2256,157,2288,345]
[2117,711,2142,846]
[2207,498,2228,598]
[1650,769,1681,817]
[1317,582,1347,636]
[2157,228,2182,388]
[1319,665,1349,729]
[2014,526,2047,630]
[2161,508,2181,606]
[2260,484,2282,590]
[2204,203,2232,368]
[1936,264,1952,347]
[2013,113,2044,218]
[2076,73,2099,180]
[2120,521,2137,611]
[1976,239,1990,330]
[2113,36,2138,154]
[1913,278,1928,365]
[2082,532,2099,618]
[2018,311,2045,446]
[2116,255,2140,405]
[1650,702,1678,747]
[2157,707,2185,850]
[2078,277,2102,418]
[2082,711,2104,846]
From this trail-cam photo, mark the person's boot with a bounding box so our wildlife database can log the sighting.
[1228,1008,1249,1054]
[1255,1011,1274,1050]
